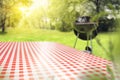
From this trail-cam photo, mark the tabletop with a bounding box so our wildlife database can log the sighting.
[0,42,112,80]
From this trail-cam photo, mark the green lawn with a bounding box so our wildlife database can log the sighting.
[0,27,118,60]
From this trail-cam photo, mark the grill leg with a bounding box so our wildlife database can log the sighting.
[73,33,79,48]
[86,33,89,50]
[85,33,92,53]
[90,35,93,53]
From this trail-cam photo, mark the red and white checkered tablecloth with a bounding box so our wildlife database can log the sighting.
[0,42,112,80]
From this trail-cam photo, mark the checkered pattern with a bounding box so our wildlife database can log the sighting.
[0,42,112,80]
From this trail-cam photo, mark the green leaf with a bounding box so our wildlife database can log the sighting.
[107,65,115,80]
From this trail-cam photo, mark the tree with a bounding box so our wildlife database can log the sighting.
[47,0,88,31]
[0,0,31,32]
[88,0,120,32]
[88,0,120,13]
[13,0,88,32]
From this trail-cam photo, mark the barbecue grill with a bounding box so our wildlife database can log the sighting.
[73,16,98,53]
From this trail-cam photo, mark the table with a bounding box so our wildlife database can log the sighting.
[0,42,112,80]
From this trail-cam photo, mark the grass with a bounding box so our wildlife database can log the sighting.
[0,27,118,60]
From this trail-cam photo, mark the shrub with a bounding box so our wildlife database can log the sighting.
[97,16,116,32]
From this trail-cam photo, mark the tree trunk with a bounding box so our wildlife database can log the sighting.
[2,26,5,33]
[96,0,100,13]
[1,16,6,33]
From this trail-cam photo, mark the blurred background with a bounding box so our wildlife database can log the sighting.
[0,0,120,63]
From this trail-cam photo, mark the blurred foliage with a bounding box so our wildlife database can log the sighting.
[94,18,120,80]
[43,0,89,31]
[0,0,119,32]
[107,65,115,80]
[88,0,120,13]
[88,0,120,32]
[0,0,32,32]
[97,16,116,32]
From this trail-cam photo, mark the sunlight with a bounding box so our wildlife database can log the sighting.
[19,7,30,16]
[18,0,49,28]
[30,0,49,10]
[19,7,27,13]
[19,0,49,16]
